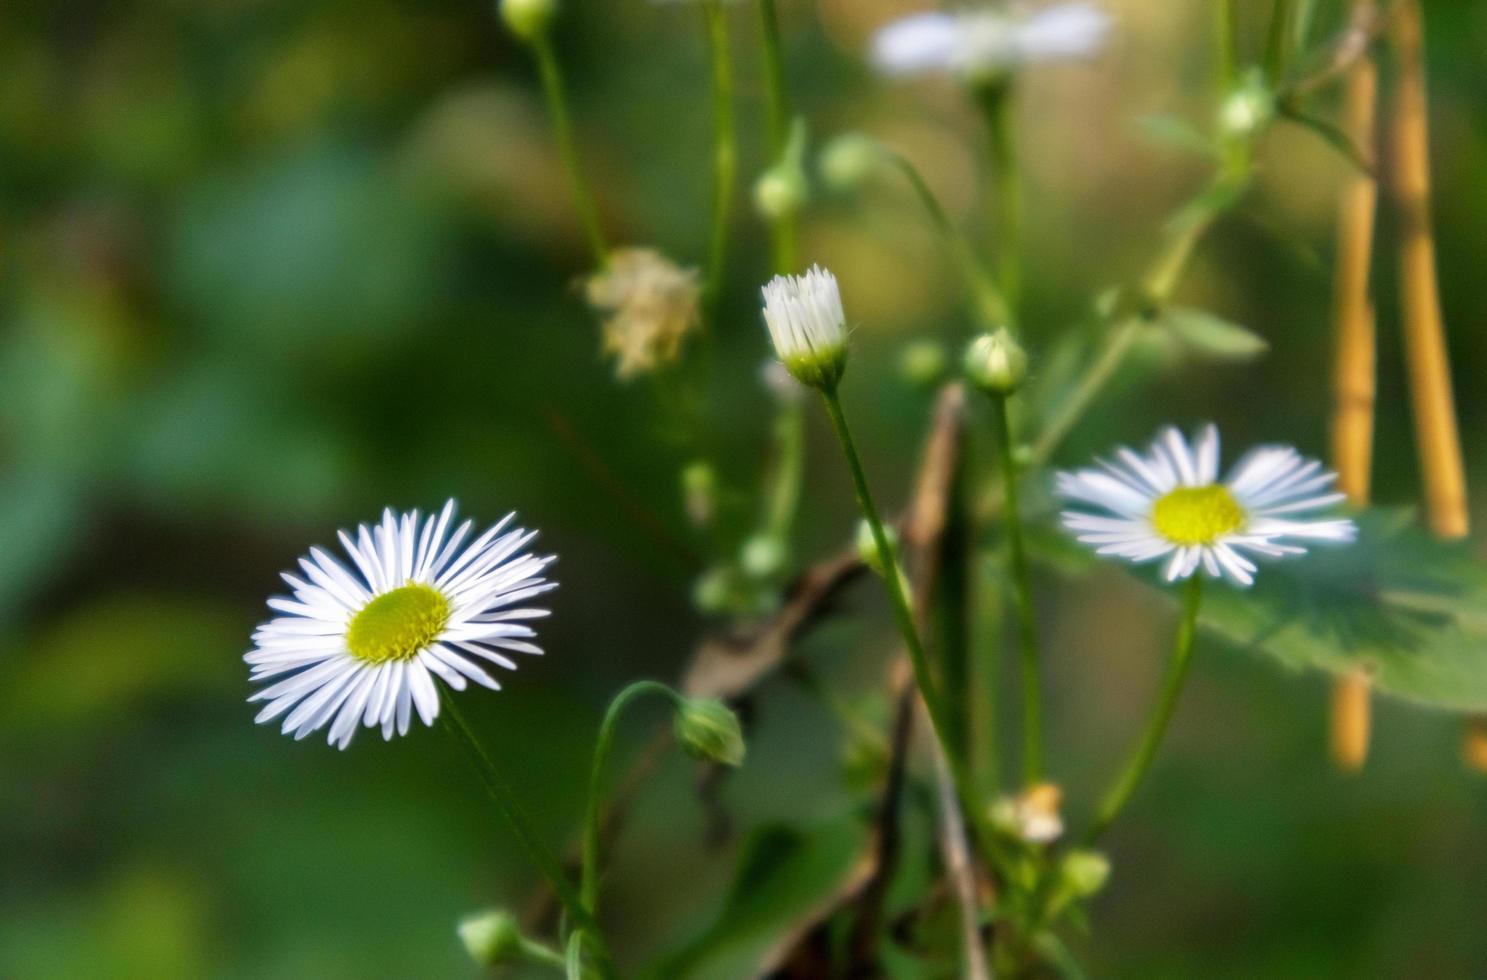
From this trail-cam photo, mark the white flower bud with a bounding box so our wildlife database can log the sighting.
[964,328,1028,395]
[740,534,788,579]
[761,266,849,389]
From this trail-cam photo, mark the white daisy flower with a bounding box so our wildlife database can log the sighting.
[761,265,849,390]
[246,501,556,749]
[1057,425,1356,587]
[872,2,1112,82]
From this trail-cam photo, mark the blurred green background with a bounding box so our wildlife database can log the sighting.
[3,0,1487,976]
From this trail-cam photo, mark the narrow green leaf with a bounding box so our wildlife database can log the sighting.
[1133,115,1221,160]
[1160,307,1270,361]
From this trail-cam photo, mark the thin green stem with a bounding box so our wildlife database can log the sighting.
[990,394,1043,786]
[531,33,609,268]
[702,0,737,320]
[581,680,680,914]
[757,0,796,273]
[1085,574,1204,843]
[438,693,614,978]
[1028,319,1141,468]
[978,83,1023,320]
[1264,0,1297,85]
[818,387,985,838]
[882,149,1011,329]
[1216,0,1239,94]
[763,399,805,539]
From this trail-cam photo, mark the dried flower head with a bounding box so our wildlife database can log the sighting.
[585,247,702,380]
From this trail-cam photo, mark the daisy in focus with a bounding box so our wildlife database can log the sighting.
[246,501,556,748]
[761,265,848,390]
[1057,425,1356,587]
[872,2,1112,82]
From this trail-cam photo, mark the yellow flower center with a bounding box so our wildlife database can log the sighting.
[346,583,450,664]
[1151,485,1246,545]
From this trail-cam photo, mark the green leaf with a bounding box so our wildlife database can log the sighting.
[1160,307,1270,361]
[1194,509,1487,712]
[1133,114,1221,160]
[648,813,867,979]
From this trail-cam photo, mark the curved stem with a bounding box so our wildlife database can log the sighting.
[1085,574,1204,843]
[439,693,615,978]
[531,33,609,268]
[882,149,1011,329]
[702,0,737,320]
[990,394,1043,785]
[581,680,680,914]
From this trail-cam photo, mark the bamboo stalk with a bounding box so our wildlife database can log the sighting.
[1390,0,1482,771]
[1327,0,1379,773]
[1391,0,1469,540]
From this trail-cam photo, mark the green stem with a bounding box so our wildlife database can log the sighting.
[702,0,737,320]
[1028,319,1141,468]
[581,680,680,914]
[531,33,609,268]
[439,693,615,978]
[818,387,985,837]
[882,149,1011,329]
[990,394,1043,786]
[763,399,805,539]
[978,82,1022,319]
[757,0,796,273]
[1216,0,1239,94]
[1264,0,1296,85]
[1085,574,1204,842]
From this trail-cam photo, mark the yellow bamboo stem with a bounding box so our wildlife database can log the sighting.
[1391,0,1469,541]
[1327,0,1379,773]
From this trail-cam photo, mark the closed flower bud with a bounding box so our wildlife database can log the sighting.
[499,0,557,41]
[1218,71,1273,139]
[458,909,524,966]
[754,169,807,220]
[820,134,882,191]
[899,339,948,388]
[855,519,900,576]
[740,533,788,579]
[761,266,849,389]
[1058,849,1111,898]
[674,697,746,767]
[964,328,1028,395]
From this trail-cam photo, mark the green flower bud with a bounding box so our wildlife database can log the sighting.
[692,567,735,615]
[819,133,881,191]
[458,909,524,966]
[1218,70,1274,139]
[899,339,947,389]
[740,533,788,579]
[754,169,807,220]
[964,328,1028,395]
[674,698,746,767]
[855,520,900,576]
[1058,849,1111,899]
[499,0,556,40]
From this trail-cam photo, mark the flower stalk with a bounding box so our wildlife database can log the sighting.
[702,0,737,319]
[989,394,1043,785]
[439,693,615,978]
[976,82,1023,318]
[757,0,796,273]
[1085,574,1203,842]
[530,33,610,268]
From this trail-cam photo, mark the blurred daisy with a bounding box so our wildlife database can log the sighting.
[247,501,555,748]
[1058,425,1356,587]
[872,2,1112,81]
